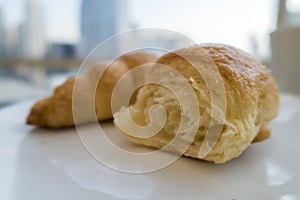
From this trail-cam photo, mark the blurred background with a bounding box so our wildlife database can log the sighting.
[0,0,299,108]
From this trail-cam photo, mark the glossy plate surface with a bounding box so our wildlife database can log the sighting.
[0,94,299,200]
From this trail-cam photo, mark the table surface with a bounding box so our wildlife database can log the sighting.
[0,94,300,200]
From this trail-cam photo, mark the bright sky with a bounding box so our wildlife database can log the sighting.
[0,0,280,55]
[130,0,276,54]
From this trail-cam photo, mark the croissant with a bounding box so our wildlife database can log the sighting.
[114,44,279,163]
[26,52,157,128]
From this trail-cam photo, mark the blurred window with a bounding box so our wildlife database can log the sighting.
[0,0,289,107]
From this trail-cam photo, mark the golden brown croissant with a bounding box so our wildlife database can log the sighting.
[26,52,157,128]
[114,44,279,163]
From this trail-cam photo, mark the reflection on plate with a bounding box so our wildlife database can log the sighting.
[0,94,299,200]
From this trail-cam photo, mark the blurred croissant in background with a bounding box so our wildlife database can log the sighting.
[26,52,158,128]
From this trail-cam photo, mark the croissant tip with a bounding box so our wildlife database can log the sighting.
[26,100,47,126]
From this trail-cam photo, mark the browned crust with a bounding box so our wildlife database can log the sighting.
[156,43,279,143]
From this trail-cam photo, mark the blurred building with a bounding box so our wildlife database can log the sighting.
[22,0,46,58]
[0,9,5,58]
[79,0,129,58]
[3,25,23,58]
[46,43,76,59]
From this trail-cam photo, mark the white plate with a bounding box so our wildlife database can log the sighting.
[0,94,299,200]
